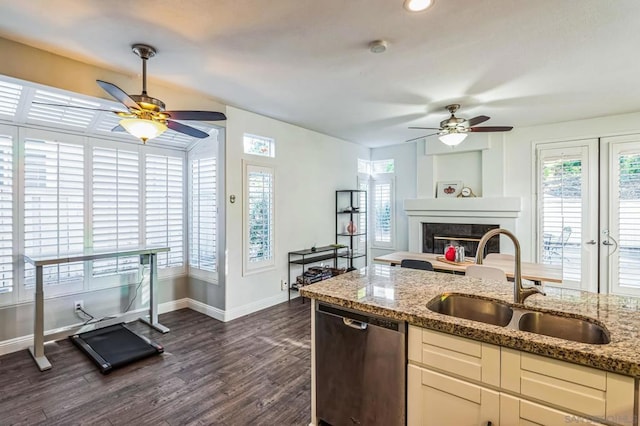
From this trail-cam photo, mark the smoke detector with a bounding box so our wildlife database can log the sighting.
[369,40,388,54]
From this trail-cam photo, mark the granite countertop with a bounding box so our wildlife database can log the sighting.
[299,264,640,377]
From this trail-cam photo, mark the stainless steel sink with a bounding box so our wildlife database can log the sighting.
[426,293,514,327]
[517,311,610,345]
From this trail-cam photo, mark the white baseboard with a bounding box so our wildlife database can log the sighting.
[224,292,289,322]
[186,298,225,322]
[158,298,189,314]
[0,334,33,357]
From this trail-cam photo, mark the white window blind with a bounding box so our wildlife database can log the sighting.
[24,138,84,286]
[373,179,393,247]
[539,152,582,283]
[615,151,640,289]
[245,165,274,269]
[92,147,140,276]
[0,135,13,293]
[145,154,184,268]
[190,157,217,272]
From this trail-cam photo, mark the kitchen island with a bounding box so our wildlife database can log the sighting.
[300,265,640,426]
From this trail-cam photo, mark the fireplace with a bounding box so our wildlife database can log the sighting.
[422,223,500,258]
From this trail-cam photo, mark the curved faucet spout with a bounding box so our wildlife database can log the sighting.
[475,228,545,304]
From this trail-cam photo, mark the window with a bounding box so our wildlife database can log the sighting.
[92,147,140,277]
[243,134,275,157]
[371,159,395,174]
[190,157,217,272]
[0,134,13,294]
[244,163,274,273]
[372,177,394,247]
[145,154,184,269]
[24,136,84,287]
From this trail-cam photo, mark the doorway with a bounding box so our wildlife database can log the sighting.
[535,135,640,295]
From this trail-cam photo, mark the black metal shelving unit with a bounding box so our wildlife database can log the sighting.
[335,190,367,271]
[288,245,341,302]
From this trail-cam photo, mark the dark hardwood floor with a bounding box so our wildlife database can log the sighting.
[0,300,311,426]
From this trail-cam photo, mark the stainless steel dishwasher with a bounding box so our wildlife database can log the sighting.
[315,302,406,426]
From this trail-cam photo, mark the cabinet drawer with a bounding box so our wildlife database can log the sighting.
[408,326,500,386]
[501,348,635,424]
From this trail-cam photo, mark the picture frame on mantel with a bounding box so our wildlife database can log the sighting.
[436,181,462,198]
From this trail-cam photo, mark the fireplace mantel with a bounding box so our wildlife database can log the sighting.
[403,197,522,252]
[404,197,522,218]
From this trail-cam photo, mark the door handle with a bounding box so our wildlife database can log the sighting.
[585,240,597,245]
[602,241,615,246]
[343,318,368,330]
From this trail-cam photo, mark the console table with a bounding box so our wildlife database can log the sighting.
[23,246,170,371]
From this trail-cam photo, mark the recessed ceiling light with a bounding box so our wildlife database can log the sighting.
[404,0,434,12]
[369,40,388,54]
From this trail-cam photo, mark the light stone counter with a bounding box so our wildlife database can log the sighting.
[299,264,640,377]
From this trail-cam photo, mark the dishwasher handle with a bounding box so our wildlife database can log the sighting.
[343,317,368,330]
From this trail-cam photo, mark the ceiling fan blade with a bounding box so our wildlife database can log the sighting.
[408,126,442,130]
[167,120,210,138]
[469,126,513,132]
[406,133,439,143]
[31,102,127,113]
[96,80,140,111]
[164,111,227,121]
[467,115,490,126]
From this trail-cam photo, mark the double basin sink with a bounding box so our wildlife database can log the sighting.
[427,293,610,345]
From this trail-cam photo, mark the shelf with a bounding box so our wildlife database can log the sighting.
[339,253,367,260]
[288,245,342,256]
[336,211,366,214]
[336,232,366,237]
[289,252,339,265]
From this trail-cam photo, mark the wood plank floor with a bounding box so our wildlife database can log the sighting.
[0,300,311,426]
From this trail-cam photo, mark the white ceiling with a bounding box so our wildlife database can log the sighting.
[0,0,638,148]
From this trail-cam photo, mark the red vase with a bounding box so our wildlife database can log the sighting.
[445,246,456,261]
[346,221,357,234]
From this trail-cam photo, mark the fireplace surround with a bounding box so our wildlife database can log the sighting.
[423,223,499,257]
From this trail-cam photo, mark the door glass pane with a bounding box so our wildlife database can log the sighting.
[615,151,640,290]
[540,155,582,283]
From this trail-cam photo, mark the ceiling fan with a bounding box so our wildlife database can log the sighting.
[36,44,226,143]
[406,104,513,146]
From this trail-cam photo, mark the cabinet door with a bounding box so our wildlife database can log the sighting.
[408,364,498,426]
[500,394,606,426]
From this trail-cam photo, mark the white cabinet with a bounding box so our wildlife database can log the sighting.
[407,326,636,426]
[500,394,606,425]
[408,364,498,426]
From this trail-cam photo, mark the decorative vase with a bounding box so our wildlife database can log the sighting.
[346,221,357,235]
[445,245,457,262]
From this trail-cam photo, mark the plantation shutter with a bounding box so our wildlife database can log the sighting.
[92,147,140,276]
[190,157,217,272]
[613,149,640,289]
[246,165,274,267]
[24,138,84,286]
[538,149,583,283]
[373,178,393,247]
[145,154,184,268]
[0,135,13,293]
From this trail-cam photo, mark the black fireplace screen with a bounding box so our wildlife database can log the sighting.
[422,223,500,258]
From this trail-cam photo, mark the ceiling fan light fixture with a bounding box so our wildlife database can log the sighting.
[404,0,434,12]
[438,132,467,146]
[119,118,167,143]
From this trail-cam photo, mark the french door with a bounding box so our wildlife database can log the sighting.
[536,135,640,295]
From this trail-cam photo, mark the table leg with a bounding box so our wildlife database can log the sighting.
[29,265,51,371]
[138,253,169,333]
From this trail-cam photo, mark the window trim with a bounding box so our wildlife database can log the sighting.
[371,175,395,249]
[242,160,275,276]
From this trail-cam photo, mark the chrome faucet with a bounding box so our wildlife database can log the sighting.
[475,228,545,304]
